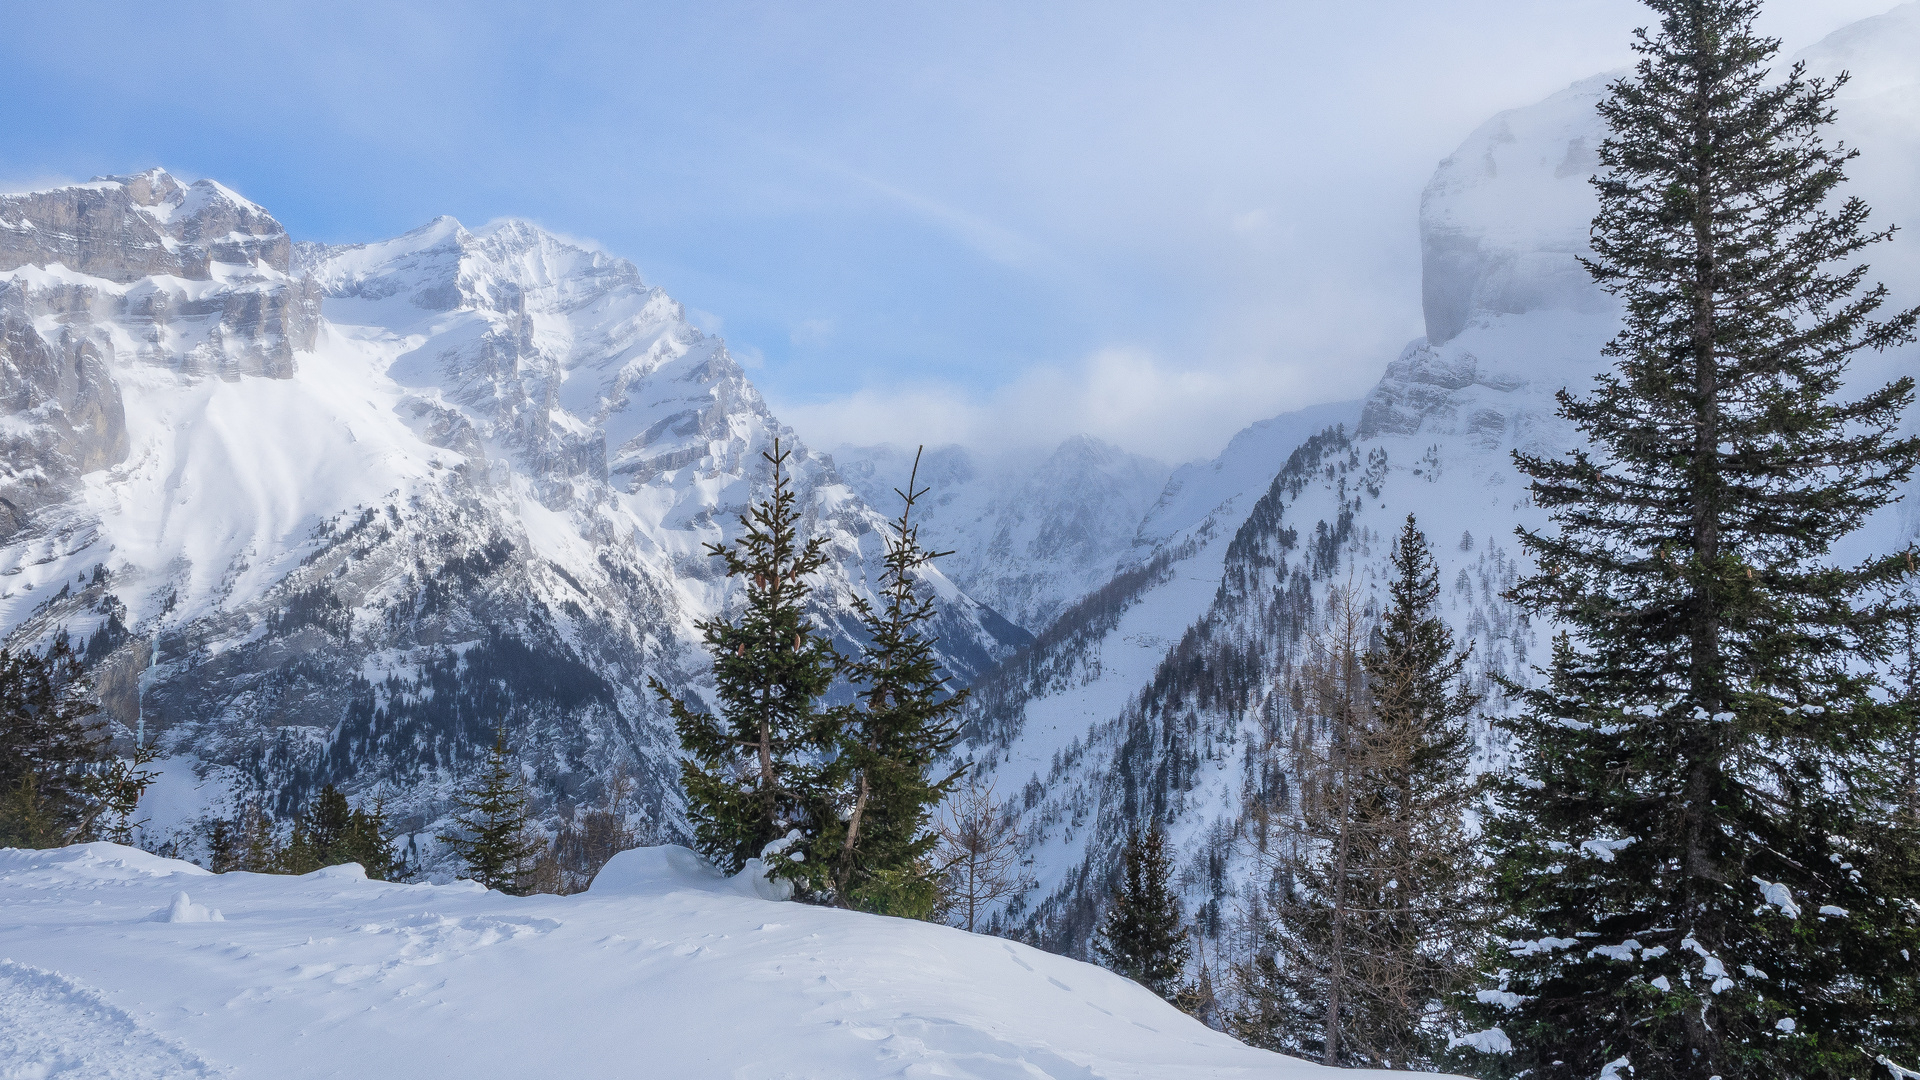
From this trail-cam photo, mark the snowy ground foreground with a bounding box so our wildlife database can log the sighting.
[0,844,1436,1080]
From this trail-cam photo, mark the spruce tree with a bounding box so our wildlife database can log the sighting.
[438,731,541,894]
[653,439,842,894]
[205,816,241,873]
[279,787,399,879]
[0,640,154,846]
[1095,824,1191,1001]
[282,784,354,874]
[238,801,278,873]
[1357,516,1485,1066]
[1483,3,1920,1076]
[820,448,967,917]
[1240,545,1483,1069]
[343,798,400,881]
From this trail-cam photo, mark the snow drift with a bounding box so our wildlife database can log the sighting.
[0,842,1431,1079]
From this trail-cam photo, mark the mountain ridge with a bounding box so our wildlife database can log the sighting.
[0,172,1025,858]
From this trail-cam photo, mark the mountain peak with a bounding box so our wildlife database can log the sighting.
[1,166,290,281]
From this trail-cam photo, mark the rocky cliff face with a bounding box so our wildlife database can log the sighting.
[0,169,293,283]
[0,174,1024,854]
[0,172,326,545]
[1416,74,1614,347]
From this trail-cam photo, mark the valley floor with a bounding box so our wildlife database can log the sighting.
[0,844,1431,1080]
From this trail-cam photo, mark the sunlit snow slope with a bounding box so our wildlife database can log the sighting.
[0,843,1439,1080]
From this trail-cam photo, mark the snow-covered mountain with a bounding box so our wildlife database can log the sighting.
[960,5,1920,958]
[832,436,1170,634]
[0,171,1026,848]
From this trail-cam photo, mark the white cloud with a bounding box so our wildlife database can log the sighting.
[790,318,836,347]
[1230,208,1273,235]
[729,342,767,369]
[778,342,1374,464]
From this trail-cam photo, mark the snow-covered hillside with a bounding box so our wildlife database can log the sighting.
[0,842,1427,1079]
[0,173,1025,854]
[833,436,1170,634]
[958,5,1920,957]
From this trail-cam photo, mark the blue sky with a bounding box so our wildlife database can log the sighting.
[0,1,1892,460]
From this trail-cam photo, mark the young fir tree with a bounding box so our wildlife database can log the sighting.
[437,731,541,894]
[0,640,155,847]
[1360,516,1486,1066]
[652,440,842,894]
[818,449,968,917]
[1095,824,1192,1002]
[279,785,401,879]
[1481,3,1920,1076]
[237,801,279,873]
[205,816,241,874]
[281,784,352,874]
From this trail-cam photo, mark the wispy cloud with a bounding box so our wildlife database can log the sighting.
[778,342,1372,464]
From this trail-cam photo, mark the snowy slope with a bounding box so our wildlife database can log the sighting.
[0,842,1435,1080]
[959,6,1920,957]
[0,174,1025,857]
[833,436,1170,633]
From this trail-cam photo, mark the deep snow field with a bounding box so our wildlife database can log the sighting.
[0,844,1427,1080]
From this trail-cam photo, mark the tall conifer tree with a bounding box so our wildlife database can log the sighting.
[1359,516,1485,1066]
[437,731,540,894]
[1483,3,1920,1076]
[654,440,842,893]
[1096,824,1192,1001]
[820,448,967,916]
[1239,553,1482,1070]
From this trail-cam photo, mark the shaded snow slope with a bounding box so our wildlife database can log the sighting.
[0,843,1436,1080]
[958,6,1920,955]
[834,436,1170,633]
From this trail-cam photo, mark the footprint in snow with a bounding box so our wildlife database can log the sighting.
[0,959,227,1078]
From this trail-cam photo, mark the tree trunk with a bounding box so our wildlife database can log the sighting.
[837,770,870,902]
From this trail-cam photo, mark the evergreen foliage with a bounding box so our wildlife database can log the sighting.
[1483,3,1920,1075]
[1095,824,1191,1001]
[1236,528,1484,1070]
[0,640,155,847]
[205,816,241,873]
[279,785,399,879]
[819,449,968,917]
[437,731,541,894]
[653,440,843,893]
[239,802,280,873]
[1359,516,1488,1065]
